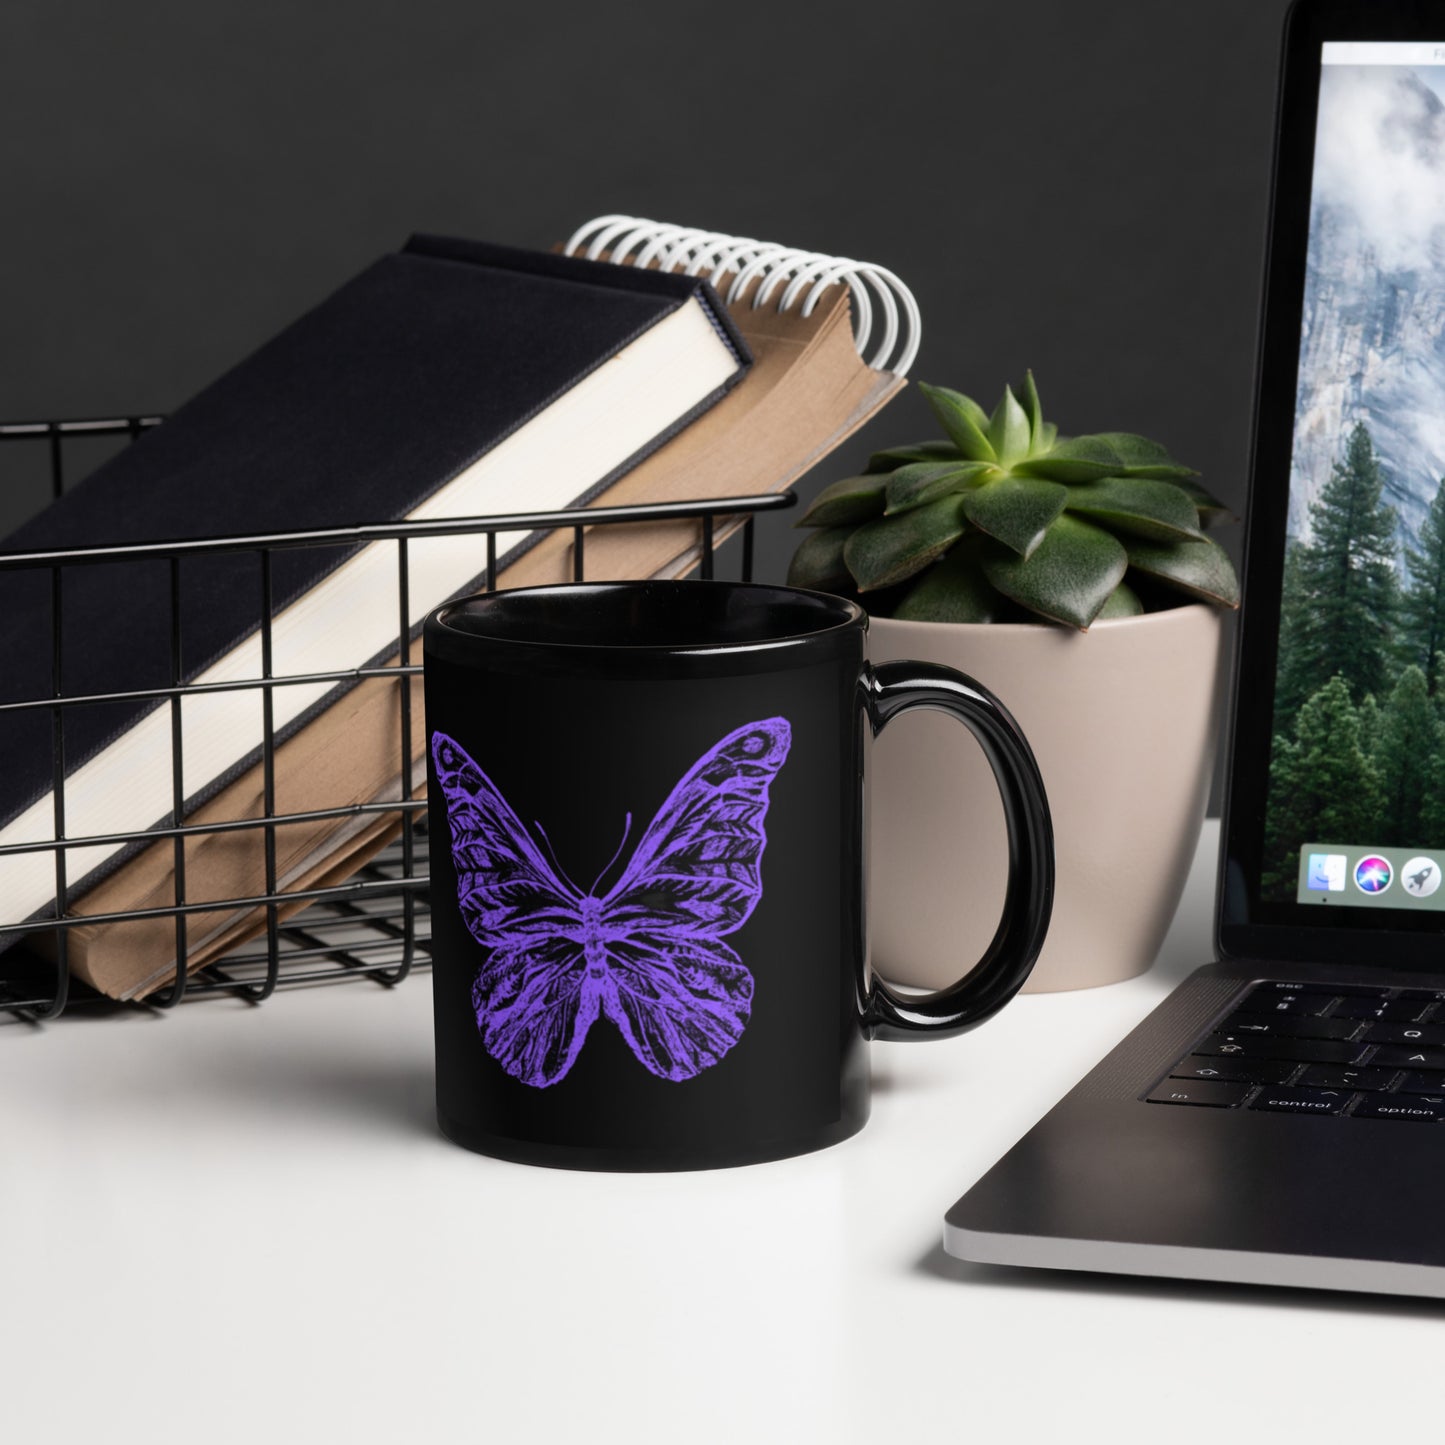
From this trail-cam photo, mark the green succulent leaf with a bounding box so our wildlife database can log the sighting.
[866,439,965,473]
[1173,477,1235,528]
[844,495,967,592]
[786,525,855,591]
[818,374,1234,623]
[923,383,991,433]
[1014,431,1198,485]
[987,384,1032,464]
[1063,476,1205,543]
[886,460,997,514]
[892,545,1001,623]
[980,514,1129,629]
[1125,535,1240,607]
[1088,432,1198,480]
[1022,370,1044,450]
[916,383,997,462]
[796,473,888,528]
[961,475,1069,558]
[1012,434,1127,483]
[1096,579,1144,619]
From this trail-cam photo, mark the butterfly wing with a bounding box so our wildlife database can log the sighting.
[603,717,792,938]
[431,730,595,1088]
[471,936,603,1089]
[598,717,791,1081]
[599,935,754,1082]
[431,730,583,944]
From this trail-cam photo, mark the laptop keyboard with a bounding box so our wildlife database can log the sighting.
[1147,981,1445,1120]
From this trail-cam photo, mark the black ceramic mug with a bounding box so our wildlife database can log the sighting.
[423,580,1053,1170]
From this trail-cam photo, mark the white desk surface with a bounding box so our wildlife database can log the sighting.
[5,818,1441,1445]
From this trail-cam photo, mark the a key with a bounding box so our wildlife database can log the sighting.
[1225,1016,1362,1041]
[1248,1086,1353,1115]
[1197,1036,1365,1064]
[1146,1081,1253,1107]
[1362,1022,1445,1046]
[1296,1064,1395,1091]
[1246,982,1382,999]
[1352,1097,1445,1122]
[1367,1046,1445,1069]
[1333,998,1432,1022]
[1397,1071,1445,1096]
[1170,1056,1294,1085]
[1230,990,1336,1017]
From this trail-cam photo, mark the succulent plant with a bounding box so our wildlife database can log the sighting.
[787,374,1239,629]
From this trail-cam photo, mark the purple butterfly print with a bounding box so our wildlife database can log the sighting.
[431,718,791,1088]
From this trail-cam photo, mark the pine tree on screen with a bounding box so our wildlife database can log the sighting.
[1272,542,1310,731]
[1373,665,1439,846]
[1400,478,1445,696]
[1274,423,1398,718]
[1356,691,1381,760]
[1262,674,1383,894]
[1421,753,1445,845]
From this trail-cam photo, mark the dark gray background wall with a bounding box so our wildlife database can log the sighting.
[1,0,1291,586]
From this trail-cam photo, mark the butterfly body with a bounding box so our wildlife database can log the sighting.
[432,718,792,1089]
[575,897,608,978]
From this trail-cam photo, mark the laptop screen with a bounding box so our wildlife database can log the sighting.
[1263,40,1445,919]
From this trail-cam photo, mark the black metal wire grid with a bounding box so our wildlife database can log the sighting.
[0,415,794,1023]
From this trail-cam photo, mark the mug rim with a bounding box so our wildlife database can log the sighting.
[426,579,867,655]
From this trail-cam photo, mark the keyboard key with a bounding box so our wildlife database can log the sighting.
[1247,982,1383,999]
[1353,1097,1445,1122]
[1297,1065,1396,1091]
[1222,1016,1362,1041]
[1362,1022,1445,1046]
[1198,1036,1366,1064]
[1249,1086,1353,1116]
[1393,990,1445,1004]
[1170,1056,1295,1085]
[1147,1081,1253,1107]
[1231,991,1336,1017]
[1333,998,1433,1022]
[1367,1046,1445,1069]
[1398,1072,1445,1096]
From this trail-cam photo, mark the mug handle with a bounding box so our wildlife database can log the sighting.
[861,659,1055,1041]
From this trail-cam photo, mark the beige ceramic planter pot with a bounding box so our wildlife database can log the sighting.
[866,605,1224,993]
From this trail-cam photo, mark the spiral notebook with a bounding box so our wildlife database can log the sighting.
[502,215,919,586]
[54,216,919,998]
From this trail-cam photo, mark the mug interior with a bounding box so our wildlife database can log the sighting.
[432,580,862,651]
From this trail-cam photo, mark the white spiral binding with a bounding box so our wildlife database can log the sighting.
[562,214,921,376]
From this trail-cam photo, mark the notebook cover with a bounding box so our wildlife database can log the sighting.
[0,237,748,867]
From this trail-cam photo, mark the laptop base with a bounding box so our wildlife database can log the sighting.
[944,962,1445,1299]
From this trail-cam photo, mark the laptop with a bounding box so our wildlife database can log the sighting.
[943,0,1445,1299]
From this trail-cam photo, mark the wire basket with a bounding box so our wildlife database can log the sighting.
[0,415,794,1023]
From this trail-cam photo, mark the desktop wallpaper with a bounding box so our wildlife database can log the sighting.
[1265,56,1445,899]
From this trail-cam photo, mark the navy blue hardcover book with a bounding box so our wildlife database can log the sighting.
[0,234,749,930]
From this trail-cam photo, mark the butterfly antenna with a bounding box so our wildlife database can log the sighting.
[590,813,633,896]
[532,821,584,898]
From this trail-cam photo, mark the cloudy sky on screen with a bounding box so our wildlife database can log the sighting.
[1313,64,1445,272]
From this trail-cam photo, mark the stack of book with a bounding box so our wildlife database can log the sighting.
[0,216,919,1000]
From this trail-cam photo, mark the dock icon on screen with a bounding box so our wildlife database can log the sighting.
[1307,853,1347,892]
[1402,857,1440,899]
